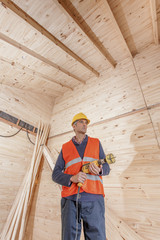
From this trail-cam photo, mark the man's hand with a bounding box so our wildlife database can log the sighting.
[70,172,87,184]
[89,163,102,175]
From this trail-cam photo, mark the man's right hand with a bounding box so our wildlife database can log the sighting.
[70,172,87,184]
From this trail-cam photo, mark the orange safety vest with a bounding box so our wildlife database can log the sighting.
[61,136,105,198]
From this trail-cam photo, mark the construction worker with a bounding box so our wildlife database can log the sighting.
[52,113,110,240]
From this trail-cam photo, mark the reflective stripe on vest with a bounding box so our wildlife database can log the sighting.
[65,157,81,169]
[86,174,103,184]
[83,156,97,162]
[65,156,97,169]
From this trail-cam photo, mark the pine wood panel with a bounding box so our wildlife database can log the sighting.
[0,121,34,233]
[107,0,153,55]
[157,0,160,38]
[89,111,160,240]
[46,45,160,240]
[0,0,158,97]
[0,39,82,94]
[12,0,123,67]
[0,0,159,239]
[0,54,69,97]
[149,106,160,145]
[50,57,146,136]
[0,1,105,76]
[0,85,53,125]
[134,44,160,106]
[0,85,54,234]
[24,160,61,240]
[48,110,160,240]
[0,3,96,95]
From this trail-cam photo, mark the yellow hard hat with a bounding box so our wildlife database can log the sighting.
[71,113,90,126]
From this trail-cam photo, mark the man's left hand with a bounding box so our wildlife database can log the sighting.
[89,163,102,175]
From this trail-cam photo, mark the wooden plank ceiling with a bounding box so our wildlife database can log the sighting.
[0,0,160,98]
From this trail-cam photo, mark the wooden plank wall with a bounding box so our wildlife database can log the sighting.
[0,85,53,235]
[1,44,160,240]
[43,44,159,240]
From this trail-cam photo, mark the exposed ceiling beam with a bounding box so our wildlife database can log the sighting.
[0,56,73,92]
[0,32,86,84]
[0,0,100,77]
[102,0,133,59]
[150,0,159,45]
[54,0,116,68]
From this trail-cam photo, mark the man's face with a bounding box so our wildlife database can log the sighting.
[73,119,88,134]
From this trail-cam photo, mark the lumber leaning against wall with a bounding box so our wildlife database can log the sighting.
[39,44,159,240]
[0,85,54,235]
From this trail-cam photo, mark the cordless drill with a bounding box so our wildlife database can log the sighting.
[77,153,115,187]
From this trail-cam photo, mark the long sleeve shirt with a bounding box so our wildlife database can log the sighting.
[52,135,110,201]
